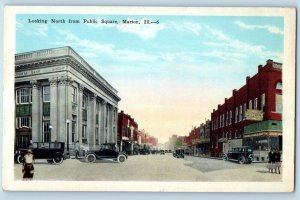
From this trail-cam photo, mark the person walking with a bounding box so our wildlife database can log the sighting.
[22,149,35,180]
[274,148,281,174]
[74,140,80,158]
[267,148,276,173]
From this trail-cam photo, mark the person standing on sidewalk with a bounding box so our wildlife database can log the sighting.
[274,148,281,174]
[22,149,35,180]
[267,149,276,173]
[74,140,80,158]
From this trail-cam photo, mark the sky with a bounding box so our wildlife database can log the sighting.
[16,14,284,143]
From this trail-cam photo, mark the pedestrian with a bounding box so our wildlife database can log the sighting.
[274,148,281,174]
[267,148,276,173]
[22,149,35,180]
[74,140,80,158]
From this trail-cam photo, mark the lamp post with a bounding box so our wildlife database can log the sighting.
[66,119,70,153]
[49,125,52,142]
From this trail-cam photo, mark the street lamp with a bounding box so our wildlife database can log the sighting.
[66,119,70,153]
[49,125,52,142]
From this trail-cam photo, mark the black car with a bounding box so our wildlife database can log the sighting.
[222,146,253,164]
[15,142,66,164]
[173,149,184,158]
[85,143,128,163]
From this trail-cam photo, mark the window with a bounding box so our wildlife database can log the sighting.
[275,94,282,113]
[16,88,31,104]
[239,105,243,121]
[72,86,77,103]
[219,115,222,128]
[95,127,99,145]
[72,116,76,143]
[222,114,225,127]
[43,86,50,102]
[82,125,87,141]
[16,117,31,128]
[229,131,232,139]
[249,100,252,109]
[235,107,238,123]
[276,82,282,90]
[261,93,265,110]
[254,98,258,110]
[229,110,232,125]
[243,103,246,120]
[82,94,88,109]
[226,112,228,126]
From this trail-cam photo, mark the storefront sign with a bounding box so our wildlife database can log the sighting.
[245,109,264,121]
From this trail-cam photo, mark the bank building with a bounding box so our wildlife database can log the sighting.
[15,46,121,151]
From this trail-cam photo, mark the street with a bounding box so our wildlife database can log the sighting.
[14,153,282,182]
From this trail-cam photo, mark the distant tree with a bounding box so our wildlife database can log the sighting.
[175,139,182,147]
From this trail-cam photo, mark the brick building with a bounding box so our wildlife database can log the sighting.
[117,111,138,154]
[210,60,282,161]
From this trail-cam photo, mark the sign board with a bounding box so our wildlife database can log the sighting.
[245,109,264,121]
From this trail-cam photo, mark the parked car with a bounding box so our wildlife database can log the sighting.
[173,149,184,158]
[15,142,66,164]
[222,146,253,164]
[85,143,128,163]
[160,150,165,155]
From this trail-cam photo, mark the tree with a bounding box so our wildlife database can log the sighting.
[175,139,182,147]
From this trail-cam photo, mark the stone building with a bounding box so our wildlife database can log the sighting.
[15,46,121,151]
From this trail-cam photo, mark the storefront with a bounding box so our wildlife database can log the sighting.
[243,120,282,162]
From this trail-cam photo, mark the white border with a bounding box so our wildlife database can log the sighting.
[2,6,296,192]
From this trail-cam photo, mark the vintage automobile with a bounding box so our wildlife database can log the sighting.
[15,142,66,164]
[222,146,253,164]
[173,149,185,158]
[85,143,128,163]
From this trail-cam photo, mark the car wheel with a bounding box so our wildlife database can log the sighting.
[248,154,253,163]
[117,155,126,163]
[238,156,246,164]
[222,154,228,161]
[16,155,24,164]
[86,154,96,163]
[52,155,64,164]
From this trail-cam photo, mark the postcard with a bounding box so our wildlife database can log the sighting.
[2,6,296,192]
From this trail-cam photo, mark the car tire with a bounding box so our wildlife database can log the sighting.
[86,154,96,163]
[117,155,126,163]
[238,156,246,164]
[52,155,64,164]
[222,154,228,161]
[16,154,24,164]
[248,154,253,164]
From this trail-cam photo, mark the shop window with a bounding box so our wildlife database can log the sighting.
[254,98,258,110]
[249,100,252,109]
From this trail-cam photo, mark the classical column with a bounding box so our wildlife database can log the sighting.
[107,105,111,143]
[49,77,58,142]
[31,80,40,142]
[112,107,118,143]
[89,93,96,149]
[66,76,73,148]
[57,76,67,142]
[77,84,84,144]
[100,100,107,143]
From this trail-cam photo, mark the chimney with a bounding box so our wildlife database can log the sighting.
[246,76,250,84]
[258,65,263,72]
[267,59,273,65]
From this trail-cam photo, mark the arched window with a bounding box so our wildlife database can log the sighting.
[276,82,282,90]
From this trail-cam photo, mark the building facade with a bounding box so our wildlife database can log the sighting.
[210,60,282,161]
[117,110,139,154]
[15,47,121,151]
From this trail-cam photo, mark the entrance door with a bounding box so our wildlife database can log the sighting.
[43,121,51,142]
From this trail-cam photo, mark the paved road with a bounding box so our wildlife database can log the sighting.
[14,154,282,181]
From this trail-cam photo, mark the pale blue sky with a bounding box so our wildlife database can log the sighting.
[16,14,284,143]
